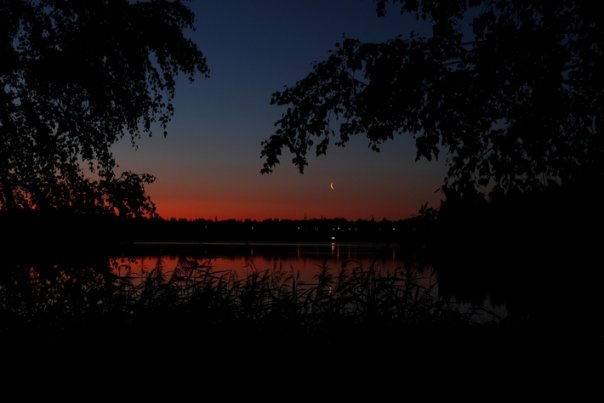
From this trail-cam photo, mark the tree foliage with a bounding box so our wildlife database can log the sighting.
[0,0,208,217]
[261,0,604,198]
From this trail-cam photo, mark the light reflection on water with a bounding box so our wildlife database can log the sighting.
[111,242,436,286]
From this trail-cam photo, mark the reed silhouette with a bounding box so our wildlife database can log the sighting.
[0,253,507,362]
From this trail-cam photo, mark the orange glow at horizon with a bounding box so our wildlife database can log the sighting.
[144,159,444,221]
[151,195,424,221]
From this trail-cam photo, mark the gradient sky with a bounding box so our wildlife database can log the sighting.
[113,0,447,220]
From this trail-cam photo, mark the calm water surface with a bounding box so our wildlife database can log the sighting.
[0,241,508,323]
[112,241,433,284]
[110,241,506,319]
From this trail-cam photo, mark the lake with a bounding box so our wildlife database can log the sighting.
[110,241,505,319]
[0,240,509,325]
[112,241,425,283]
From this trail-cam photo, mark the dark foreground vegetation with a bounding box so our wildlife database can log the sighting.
[2,185,603,347]
[0,259,472,339]
[2,1,603,386]
[0,254,581,370]
[2,194,603,375]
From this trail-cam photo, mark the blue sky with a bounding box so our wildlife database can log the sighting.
[114,0,446,220]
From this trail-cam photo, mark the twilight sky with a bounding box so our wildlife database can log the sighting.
[114,0,446,220]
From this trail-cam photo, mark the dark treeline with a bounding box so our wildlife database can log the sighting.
[126,216,424,243]
[0,210,427,247]
[430,183,604,333]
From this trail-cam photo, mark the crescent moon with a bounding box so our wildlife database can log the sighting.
[329,181,335,191]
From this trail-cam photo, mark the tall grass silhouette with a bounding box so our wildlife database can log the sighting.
[0,257,499,337]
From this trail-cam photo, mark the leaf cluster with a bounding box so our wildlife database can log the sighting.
[0,0,208,216]
[262,0,604,198]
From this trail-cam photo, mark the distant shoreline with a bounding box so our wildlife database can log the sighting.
[130,240,396,248]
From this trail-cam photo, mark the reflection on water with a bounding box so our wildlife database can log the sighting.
[112,242,418,284]
[0,242,513,332]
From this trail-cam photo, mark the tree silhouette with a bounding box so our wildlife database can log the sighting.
[261,0,604,199]
[0,0,208,217]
